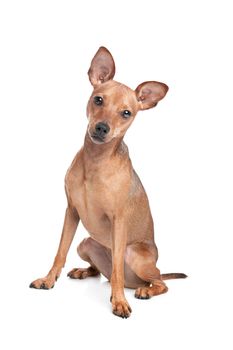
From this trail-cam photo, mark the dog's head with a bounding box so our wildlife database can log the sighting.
[87,47,168,144]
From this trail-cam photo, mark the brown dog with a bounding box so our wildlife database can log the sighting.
[30,47,186,318]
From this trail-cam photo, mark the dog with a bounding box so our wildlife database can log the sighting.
[30,47,186,318]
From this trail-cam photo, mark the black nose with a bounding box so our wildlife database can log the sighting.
[95,122,110,137]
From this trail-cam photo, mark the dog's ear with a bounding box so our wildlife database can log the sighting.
[135,81,169,110]
[88,47,115,87]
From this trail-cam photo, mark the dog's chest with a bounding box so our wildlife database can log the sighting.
[65,159,127,247]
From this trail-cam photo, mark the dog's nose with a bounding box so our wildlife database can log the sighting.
[95,122,110,136]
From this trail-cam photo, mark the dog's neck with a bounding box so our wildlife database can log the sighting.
[83,131,127,162]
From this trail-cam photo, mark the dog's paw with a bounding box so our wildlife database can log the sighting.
[29,276,56,290]
[67,267,99,279]
[135,283,168,299]
[112,298,132,318]
[134,287,152,299]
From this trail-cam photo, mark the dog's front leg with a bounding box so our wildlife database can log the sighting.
[30,206,79,289]
[110,216,132,318]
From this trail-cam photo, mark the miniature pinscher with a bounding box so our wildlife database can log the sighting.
[30,47,186,318]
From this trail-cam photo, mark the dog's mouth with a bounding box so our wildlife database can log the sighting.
[90,133,105,144]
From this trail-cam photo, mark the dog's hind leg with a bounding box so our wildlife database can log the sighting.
[125,242,168,299]
[67,237,112,280]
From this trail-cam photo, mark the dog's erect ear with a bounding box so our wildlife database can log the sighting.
[88,47,115,87]
[135,81,169,110]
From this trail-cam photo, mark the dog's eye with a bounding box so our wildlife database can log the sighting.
[121,110,131,118]
[94,96,103,106]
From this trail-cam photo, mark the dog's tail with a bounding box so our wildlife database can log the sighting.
[161,273,188,280]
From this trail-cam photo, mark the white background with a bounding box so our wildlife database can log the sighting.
[0,0,232,349]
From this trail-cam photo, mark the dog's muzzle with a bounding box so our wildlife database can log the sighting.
[91,122,110,143]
